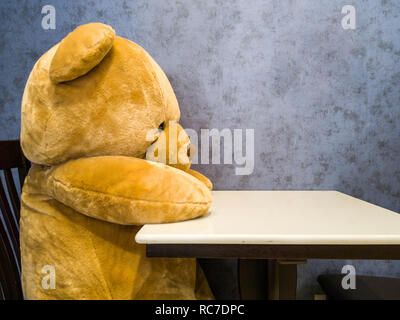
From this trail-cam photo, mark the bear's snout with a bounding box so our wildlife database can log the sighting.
[146,121,193,171]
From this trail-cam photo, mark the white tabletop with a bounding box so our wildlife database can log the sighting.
[135,191,400,245]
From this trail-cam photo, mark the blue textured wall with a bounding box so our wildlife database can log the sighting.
[1,0,399,299]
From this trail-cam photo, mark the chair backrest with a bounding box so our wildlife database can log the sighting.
[0,140,30,300]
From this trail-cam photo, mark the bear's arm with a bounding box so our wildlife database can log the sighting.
[45,156,212,225]
[186,169,213,191]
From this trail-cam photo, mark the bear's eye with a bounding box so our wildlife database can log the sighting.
[158,122,165,131]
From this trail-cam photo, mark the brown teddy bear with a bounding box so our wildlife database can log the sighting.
[20,22,213,299]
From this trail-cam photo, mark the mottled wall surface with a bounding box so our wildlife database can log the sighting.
[1,0,399,299]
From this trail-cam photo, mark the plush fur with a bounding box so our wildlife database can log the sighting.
[20,23,213,300]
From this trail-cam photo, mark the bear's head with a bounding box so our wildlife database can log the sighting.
[21,23,193,170]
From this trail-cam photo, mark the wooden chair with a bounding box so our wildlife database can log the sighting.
[0,140,30,300]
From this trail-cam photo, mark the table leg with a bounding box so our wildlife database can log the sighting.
[238,259,269,299]
[267,259,306,300]
[238,259,306,300]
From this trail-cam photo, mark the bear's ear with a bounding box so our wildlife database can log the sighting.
[49,23,115,83]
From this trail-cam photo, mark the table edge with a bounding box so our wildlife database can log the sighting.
[146,243,400,260]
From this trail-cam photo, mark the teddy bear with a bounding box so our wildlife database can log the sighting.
[19,22,214,300]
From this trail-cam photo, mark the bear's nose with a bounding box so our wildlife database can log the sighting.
[145,121,193,171]
[187,143,196,160]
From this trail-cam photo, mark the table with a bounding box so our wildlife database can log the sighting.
[135,191,400,299]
